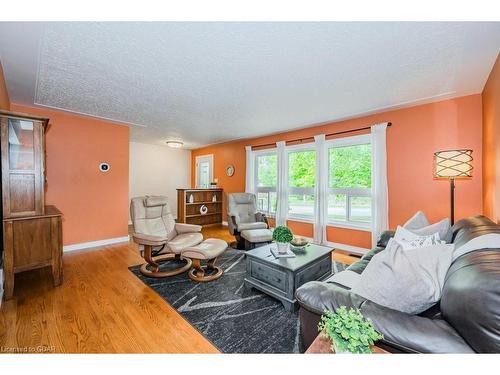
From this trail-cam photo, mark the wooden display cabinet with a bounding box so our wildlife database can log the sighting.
[1,110,63,300]
[177,188,223,226]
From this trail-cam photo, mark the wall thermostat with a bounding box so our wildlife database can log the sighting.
[99,163,110,172]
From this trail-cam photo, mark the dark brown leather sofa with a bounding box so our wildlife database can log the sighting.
[296,215,500,353]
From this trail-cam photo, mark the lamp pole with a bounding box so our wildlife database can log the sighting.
[450,177,455,225]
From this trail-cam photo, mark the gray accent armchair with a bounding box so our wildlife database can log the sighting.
[130,195,203,277]
[227,193,268,249]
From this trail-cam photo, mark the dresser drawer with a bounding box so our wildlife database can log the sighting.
[295,256,331,287]
[250,261,287,291]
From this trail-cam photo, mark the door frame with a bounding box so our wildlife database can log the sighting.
[195,154,214,188]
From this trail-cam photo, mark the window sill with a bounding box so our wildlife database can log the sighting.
[327,221,371,232]
[287,215,315,224]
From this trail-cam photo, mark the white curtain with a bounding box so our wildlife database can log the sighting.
[275,141,288,226]
[314,134,328,244]
[371,123,389,247]
[245,145,255,194]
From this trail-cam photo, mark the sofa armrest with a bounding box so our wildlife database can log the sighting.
[132,233,167,246]
[376,230,395,248]
[175,223,202,234]
[296,281,474,353]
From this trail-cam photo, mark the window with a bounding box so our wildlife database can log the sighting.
[255,152,277,215]
[288,148,316,219]
[328,136,371,228]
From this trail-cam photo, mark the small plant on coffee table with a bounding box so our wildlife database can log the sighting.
[272,226,293,243]
[318,306,383,354]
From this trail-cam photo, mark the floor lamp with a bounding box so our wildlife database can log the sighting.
[434,149,473,225]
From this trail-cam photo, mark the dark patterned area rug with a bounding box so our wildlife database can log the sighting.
[129,247,347,353]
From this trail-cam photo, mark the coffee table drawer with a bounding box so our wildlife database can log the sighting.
[295,256,331,287]
[250,261,287,291]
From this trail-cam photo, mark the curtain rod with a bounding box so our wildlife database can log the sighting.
[252,122,392,150]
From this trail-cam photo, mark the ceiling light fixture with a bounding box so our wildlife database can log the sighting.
[166,140,184,148]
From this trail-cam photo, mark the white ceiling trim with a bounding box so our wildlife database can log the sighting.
[32,101,148,128]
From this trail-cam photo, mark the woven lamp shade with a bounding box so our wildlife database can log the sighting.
[434,149,473,178]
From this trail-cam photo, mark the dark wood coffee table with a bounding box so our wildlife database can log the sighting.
[244,243,333,311]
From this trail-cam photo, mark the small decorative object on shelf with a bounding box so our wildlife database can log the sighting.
[318,306,384,354]
[188,194,194,203]
[200,205,208,215]
[212,194,217,202]
[272,225,294,254]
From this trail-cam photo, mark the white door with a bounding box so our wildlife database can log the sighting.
[195,154,213,188]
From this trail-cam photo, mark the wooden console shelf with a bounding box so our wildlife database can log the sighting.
[177,188,223,226]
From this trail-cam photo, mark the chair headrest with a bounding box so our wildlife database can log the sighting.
[228,193,256,205]
[144,195,169,207]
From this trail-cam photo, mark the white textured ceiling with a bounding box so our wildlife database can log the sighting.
[0,22,499,149]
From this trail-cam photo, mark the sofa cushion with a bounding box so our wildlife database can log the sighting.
[403,210,429,230]
[394,226,442,250]
[351,239,454,314]
[347,246,386,274]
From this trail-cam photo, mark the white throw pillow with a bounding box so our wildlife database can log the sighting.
[403,211,430,230]
[394,226,442,250]
[351,239,454,314]
[410,218,451,241]
[398,233,442,250]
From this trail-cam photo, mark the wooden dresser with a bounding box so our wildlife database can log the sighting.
[1,110,63,300]
[177,188,223,226]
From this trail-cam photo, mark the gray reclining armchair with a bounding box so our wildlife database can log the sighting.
[130,195,203,277]
[227,193,268,249]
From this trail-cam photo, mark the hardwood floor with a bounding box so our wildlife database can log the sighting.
[0,224,360,353]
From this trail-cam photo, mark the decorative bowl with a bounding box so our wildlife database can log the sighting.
[290,236,309,251]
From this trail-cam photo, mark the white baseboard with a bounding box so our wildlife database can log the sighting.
[63,235,130,252]
[222,221,228,226]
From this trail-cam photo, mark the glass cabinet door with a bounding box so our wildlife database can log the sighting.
[8,118,34,170]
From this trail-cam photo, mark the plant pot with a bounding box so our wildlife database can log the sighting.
[276,242,289,254]
[332,341,350,354]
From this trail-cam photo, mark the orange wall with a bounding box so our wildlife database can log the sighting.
[192,94,483,249]
[482,54,500,224]
[0,61,10,110]
[11,104,130,246]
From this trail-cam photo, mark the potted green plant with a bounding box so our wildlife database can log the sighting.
[272,225,293,254]
[318,306,383,354]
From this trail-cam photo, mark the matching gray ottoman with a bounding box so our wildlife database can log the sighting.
[181,238,228,282]
[240,228,273,250]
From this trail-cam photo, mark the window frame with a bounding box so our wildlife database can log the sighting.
[253,149,278,216]
[326,134,372,231]
[286,143,316,222]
